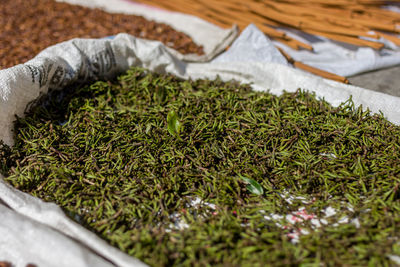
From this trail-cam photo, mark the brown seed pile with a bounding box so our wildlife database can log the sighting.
[0,263,37,267]
[0,0,204,69]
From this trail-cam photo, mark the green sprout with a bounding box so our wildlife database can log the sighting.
[239,175,264,195]
[167,110,181,137]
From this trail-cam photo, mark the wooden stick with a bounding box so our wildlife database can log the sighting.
[306,29,385,49]
[377,31,400,46]
[278,48,349,84]
[294,61,349,84]
[280,36,314,51]
[273,37,301,50]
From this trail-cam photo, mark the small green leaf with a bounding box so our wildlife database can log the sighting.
[167,110,181,137]
[239,175,264,195]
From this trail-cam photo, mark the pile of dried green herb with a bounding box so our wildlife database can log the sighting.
[1,67,400,266]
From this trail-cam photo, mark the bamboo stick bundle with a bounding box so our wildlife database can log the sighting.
[236,0,399,36]
[194,0,314,50]
[214,1,379,39]
[278,0,400,24]
[132,0,400,83]
[278,0,390,6]
[242,4,385,50]
[259,1,386,35]
[293,5,398,27]
[272,0,400,19]
[135,0,400,48]
[163,0,308,50]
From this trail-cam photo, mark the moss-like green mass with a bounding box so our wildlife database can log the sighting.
[2,67,400,266]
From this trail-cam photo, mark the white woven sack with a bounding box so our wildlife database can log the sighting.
[2,18,400,267]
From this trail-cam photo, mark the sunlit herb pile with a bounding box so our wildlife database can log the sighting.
[2,67,400,266]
